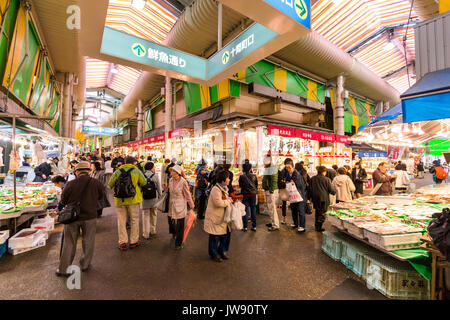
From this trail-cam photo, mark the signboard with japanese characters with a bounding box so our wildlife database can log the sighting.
[101,27,207,80]
[267,125,296,137]
[336,135,351,144]
[208,23,278,78]
[81,126,120,136]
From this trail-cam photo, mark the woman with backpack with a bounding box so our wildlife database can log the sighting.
[239,160,258,232]
[430,160,448,184]
[141,162,162,239]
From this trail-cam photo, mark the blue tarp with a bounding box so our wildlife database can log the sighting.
[358,103,402,131]
[401,68,450,123]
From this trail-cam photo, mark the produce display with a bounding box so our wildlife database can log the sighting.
[0,183,58,214]
[326,185,450,251]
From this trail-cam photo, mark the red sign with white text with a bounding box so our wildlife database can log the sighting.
[335,135,350,144]
[296,129,335,142]
[267,125,296,138]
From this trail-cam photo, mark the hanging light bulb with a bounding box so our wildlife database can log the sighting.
[224,124,229,131]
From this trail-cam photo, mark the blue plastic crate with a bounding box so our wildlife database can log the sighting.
[322,231,343,261]
[340,241,367,278]
[0,242,6,258]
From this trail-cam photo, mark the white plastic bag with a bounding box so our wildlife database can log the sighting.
[231,203,244,230]
[234,201,246,217]
[224,204,232,223]
[286,183,303,203]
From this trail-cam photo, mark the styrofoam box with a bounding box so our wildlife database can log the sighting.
[8,233,46,256]
[343,221,365,239]
[328,215,344,230]
[0,230,9,244]
[364,229,423,251]
[31,215,55,232]
[8,228,45,249]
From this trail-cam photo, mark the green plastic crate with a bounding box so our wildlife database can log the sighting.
[322,231,342,261]
[364,253,430,300]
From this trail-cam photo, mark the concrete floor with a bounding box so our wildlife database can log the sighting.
[0,175,433,300]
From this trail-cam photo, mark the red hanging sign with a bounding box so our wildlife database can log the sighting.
[296,129,335,142]
[267,125,296,138]
[335,135,350,144]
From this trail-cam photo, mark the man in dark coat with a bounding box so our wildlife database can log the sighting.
[310,166,336,232]
[33,160,53,182]
[372,162,396,195]
[56,162,105,277]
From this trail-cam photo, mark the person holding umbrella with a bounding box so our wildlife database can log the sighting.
[204,170,234,262]
[167,164,195,250]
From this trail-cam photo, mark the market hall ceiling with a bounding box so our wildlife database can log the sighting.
[29,0,438,122]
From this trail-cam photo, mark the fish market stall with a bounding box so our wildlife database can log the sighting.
[322,184,450,299]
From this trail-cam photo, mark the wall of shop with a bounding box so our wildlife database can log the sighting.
[0,0,62,133]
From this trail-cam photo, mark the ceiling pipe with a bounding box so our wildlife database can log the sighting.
[411,0,439,21]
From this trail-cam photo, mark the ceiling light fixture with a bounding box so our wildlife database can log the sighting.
[101,99,107,104]
[131,0,146,10]
[111,68,118,74]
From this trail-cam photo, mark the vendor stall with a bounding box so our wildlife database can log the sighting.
[323,183,450,299]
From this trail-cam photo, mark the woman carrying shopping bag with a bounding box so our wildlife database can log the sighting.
[204,170,234,263]
[167,165,195,250]
[285,162,307,233]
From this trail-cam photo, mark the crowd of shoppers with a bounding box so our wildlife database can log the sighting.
[43,147,442,273]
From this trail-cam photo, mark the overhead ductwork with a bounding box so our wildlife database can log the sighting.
[411,0,439,21]
[103,0,401,125]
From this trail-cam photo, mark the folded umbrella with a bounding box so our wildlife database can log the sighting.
[182,209,197,244]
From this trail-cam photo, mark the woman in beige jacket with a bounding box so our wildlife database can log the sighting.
[331,167,356,202]
[204,170,233,263]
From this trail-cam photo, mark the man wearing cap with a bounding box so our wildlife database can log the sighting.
[108,156,147,250]
[56,161,105,277]
[262,154,279,231]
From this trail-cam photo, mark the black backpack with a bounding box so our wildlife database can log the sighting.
[114,168,136,202]
[278,169,286,189]
[142,173,157,200]
[196,173,208,190]
[427,208,450,262]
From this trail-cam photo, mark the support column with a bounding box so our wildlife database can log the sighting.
[335,75,345,136]
[62,73,73,138]
[218,2,223,50]
[383,101,390,113]
[375,101,384,116]
[165,77,172,158]
[136,99,143,141]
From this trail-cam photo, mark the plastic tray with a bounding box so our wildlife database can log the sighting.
[322,231,343,261]
[364,229,423,251]
[364,253,430,300]
[328,215,345,230]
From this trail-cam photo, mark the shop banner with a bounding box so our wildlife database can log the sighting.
[335,135,351,144]
[149,133,165,143]
[387,146,401,160]
[359,151,388,158]
[267,125,296,138]
[296,129,335,142]
[169,128,192,139]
